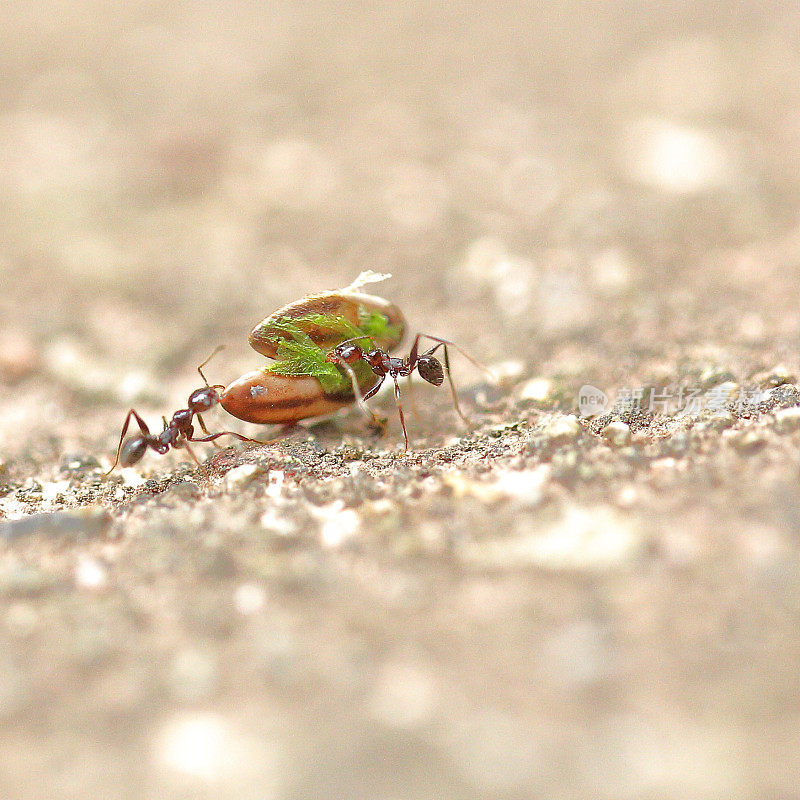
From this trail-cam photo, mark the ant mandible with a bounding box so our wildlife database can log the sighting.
[105,348,261,474]
[326,333,487,450]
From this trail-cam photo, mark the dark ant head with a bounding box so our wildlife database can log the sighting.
[327,343,363,364]
[416,355,444,386]
[188,386,219,413]
[120,436,149,467]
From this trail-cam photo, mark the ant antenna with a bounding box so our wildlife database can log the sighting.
[198,345,225,389]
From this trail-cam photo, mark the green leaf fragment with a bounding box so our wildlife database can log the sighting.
[291,312,363,339]
[268,338,347,393]
[358,309,402,344]
[263,312,381,395]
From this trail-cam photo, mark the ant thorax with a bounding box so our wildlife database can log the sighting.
[366,350,392,371]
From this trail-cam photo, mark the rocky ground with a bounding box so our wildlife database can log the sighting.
[2,2,800,799]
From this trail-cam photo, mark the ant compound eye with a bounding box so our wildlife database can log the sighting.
[417,356,444,386]
[120,437,148,467]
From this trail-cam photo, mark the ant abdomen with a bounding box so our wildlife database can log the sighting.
[120,437,148,467]
[416,356,444,387]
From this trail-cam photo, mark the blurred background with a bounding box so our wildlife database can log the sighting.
[2,1,800,798]
[2,1,800,463]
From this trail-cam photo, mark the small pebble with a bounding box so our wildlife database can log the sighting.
[164,480,201,500]
[443,467,549,507]
[600,421,631,447]
[699,366,736,389]
[119,468,145,487]
[752,364,795,388]
[516,377,551,402]
[620,119,734,194]
[731,428,766,454]
[0,508,111,541]
[542,415,583,443]
[260,508,298,539]
[264,470,284,498]
[311,501,360,548]
[224,463,263,491]
[60,454,101,474]
[617,485,638,507]
[663,430,690,456]
[489,360,526,381]
[75,557,108,590]
[458,505,642,571]
[774,406,800,434]
[703,411,735,431]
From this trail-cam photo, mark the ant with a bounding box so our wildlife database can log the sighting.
[105,348,262,474]
[326,333,488,450]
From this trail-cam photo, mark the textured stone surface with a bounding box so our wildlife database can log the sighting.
[2,2,800,799]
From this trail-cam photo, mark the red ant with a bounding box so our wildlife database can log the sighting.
[105,349,261,474]
[326,333,488,450]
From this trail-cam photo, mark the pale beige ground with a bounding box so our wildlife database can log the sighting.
[1,3,800,799]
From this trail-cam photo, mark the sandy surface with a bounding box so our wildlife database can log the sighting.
[2,2,800,798]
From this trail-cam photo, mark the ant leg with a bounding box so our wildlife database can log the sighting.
[416,342,471,427]
[414,333,494,429]
[412,333,494,379]
[390,376,410,452]
[361,376,386,403]
[339,360,386,429]
[406,372,420,418]
[188,430,272,446]
[104,409,151,475]
[417,333,497,383]
[196,412,223,448]
[411,340,471,428]
[180,439,203,467]
[440,344,470,426]
[362,377,389,434]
